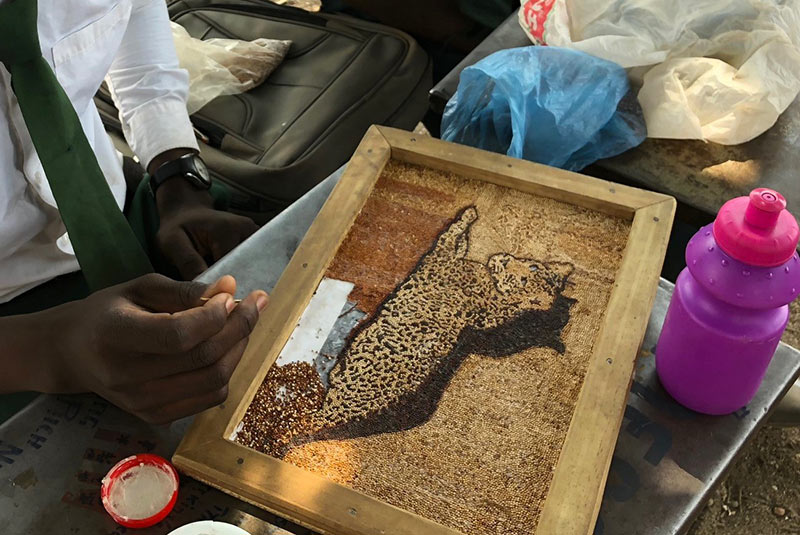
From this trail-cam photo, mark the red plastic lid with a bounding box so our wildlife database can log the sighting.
[713,188,800,267]
[101,454,179,529]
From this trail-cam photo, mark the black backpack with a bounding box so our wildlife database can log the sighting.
[96,0,431,222]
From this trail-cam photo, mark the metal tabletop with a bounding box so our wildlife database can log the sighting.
[2,168,799,535]
[430,13,800,218]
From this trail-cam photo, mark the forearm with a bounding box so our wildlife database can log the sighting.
[106,0,198,170]
[109,1,204,209]
[0,311,61,394]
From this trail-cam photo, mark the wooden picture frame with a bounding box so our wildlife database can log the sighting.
[173,126,675,535]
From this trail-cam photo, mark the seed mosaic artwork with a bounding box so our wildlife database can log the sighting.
[235,160,631,534]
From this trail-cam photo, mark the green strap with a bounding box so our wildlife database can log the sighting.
[0,0,152,291]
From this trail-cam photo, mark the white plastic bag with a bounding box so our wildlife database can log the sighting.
[268,0,321,11]
[519,0,800,144]
[171,22,291,114]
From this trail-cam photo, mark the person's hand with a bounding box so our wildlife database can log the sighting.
[41,274,268,424]
[155,179,259,279]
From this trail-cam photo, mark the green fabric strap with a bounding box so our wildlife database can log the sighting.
[0,0,152,291]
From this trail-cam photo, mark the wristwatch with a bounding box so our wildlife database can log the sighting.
[150,153,212,192]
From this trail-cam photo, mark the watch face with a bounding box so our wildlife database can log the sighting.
[193,156,210,182]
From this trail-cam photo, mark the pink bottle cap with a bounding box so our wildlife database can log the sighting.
[713,188,799,267]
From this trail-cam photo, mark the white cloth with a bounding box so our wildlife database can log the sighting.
[0,0,198,303]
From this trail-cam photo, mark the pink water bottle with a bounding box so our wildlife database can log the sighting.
[656,188,800,415]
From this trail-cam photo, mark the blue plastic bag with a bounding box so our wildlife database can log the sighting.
[441,46,646,171]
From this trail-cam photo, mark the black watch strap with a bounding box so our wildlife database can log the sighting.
[151,153,211,192]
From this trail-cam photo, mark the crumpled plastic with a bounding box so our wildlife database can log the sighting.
[171,22,291,114]
[441,46,646,171]
[519,0,800,145]
[269,0,321,11]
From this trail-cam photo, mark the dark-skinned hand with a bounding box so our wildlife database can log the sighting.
[38,274,268,424]
[155,178,259,280]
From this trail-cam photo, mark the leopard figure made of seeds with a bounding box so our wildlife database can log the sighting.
[288,205,576,448]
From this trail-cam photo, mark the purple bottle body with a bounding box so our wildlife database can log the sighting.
[656,224,800,415]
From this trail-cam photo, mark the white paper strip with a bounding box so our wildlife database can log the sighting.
[275,278,354,367]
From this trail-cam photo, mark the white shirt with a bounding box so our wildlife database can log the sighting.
[0,0,198,303]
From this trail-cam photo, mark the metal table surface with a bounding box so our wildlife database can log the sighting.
[2,168,799,535]
[430,13,800,218]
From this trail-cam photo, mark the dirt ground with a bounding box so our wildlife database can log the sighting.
[688,301,800,535]
[688,426,800,535]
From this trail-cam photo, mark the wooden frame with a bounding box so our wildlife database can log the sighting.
[173,126,676,535]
